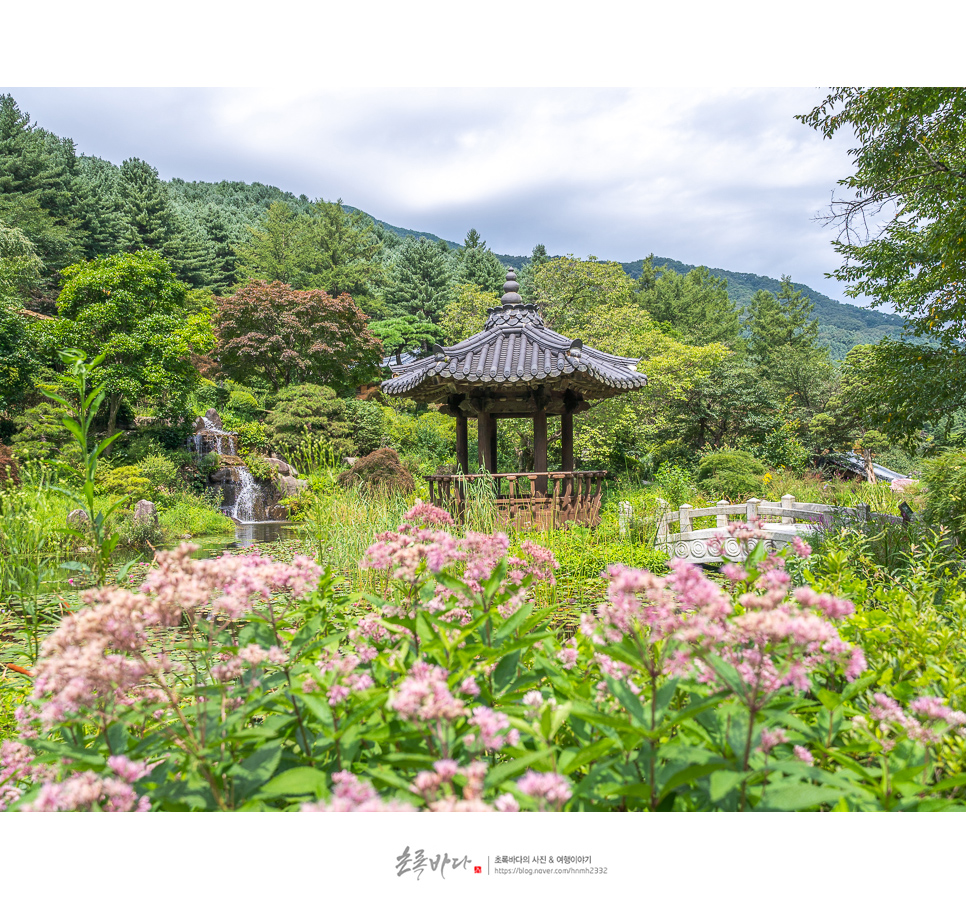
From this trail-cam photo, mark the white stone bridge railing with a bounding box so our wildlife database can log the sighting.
[653,494,903,564]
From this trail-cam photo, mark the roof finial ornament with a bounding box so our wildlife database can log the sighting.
[501,268,523,306]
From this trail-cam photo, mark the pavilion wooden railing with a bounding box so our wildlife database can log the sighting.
[425,471,608,529]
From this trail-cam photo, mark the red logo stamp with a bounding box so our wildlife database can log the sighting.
[474,866,482,874]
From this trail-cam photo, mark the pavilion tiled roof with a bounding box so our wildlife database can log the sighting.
[382,270,648,403]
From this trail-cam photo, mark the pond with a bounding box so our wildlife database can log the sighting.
[175,522,303,558]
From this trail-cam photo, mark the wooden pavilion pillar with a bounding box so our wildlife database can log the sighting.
[456,414,469,475]
[534,410,548,496]
[561,410,574,472]
[477,412,497,474]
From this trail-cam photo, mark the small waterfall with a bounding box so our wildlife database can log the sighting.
[188,410,284,523]
[231,467,258,523]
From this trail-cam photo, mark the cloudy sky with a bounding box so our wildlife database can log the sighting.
[5,3,950,312]
[7,86,869,301]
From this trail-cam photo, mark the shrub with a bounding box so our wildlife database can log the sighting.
[264,384,354,457]
[344,399,386,456]
[697,449,767,500]
[226,389,260,419]
[920,450,966,545]
[654,463,696,509]
[96,464,153,506]
[337,447,416,495]
[136,454,179,496]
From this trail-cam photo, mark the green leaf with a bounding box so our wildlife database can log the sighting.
[710,769,745,802]
[229,742,283,801]
[492,650,521,694]
[485,749,550,788]
[763,783,845,811]
[258,767,329,799]
[557,738,617,774]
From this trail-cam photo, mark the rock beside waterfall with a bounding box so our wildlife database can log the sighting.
[277,474,308,497]
[264,457,299,478]
[133,500,159,525]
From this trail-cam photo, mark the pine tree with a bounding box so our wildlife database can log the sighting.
[116,157,177,254]
[745,275,820,366]
[453,228,505,294]
[381,236,453,324]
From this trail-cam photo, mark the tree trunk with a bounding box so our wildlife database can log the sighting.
[104,392,122,456]
[864,448,877,485]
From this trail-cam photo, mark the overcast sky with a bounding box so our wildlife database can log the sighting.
[6,86,872,303]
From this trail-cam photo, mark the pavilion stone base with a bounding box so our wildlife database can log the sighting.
[426,471,607,530]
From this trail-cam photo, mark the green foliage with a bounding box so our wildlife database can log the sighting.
[368,314,441,365]
[453,228,505,294]
[799,88,966,346]
[55,250,208,436]
[696,449,767,500]
[530,254,634,331]
[438,282,499,345]
[385,406,456,468]
[380,235,454,324]
[263,384,354,457]
[226,389,260,419]
[244,452,279,482]
[96,464,153,505]
[636,258,743,348]
[654,463,697,509]
[919,450,966,546]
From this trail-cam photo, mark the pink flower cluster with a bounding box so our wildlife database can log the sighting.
[27,544,322,727]
[856,693,966,749]
[411,759,502,812]
[586,542,867,705]
[20,756,152,812]
[313,647,375,706]
[362,506,558,621]
[516,770,572,810]
[302,770,417,812]
[0,740,56,811]
[389,661,469,725]
[464,706,520,751]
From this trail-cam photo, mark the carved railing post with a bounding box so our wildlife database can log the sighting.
[782,493,794,526]
[716,499,728,529]
[656,498,669,542]
[746,497,761,524]
[679,503,692,534]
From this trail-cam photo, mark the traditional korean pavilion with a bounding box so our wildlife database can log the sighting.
[382,269,648,528]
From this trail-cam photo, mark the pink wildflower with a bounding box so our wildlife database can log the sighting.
[403,501,454,527]
[557,638,579,670]
[793,745,814,765]
[464,706,519,751]
[516,770,572,809]
[758,727,787,754]
[303,771,417,812]
[791,536,812,558]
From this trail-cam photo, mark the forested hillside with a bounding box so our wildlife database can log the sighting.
[3,89,956,483]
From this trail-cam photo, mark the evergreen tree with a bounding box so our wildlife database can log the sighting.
[380,236,453,324]
[745,276,821,367]
[518,243,549,301]
[236,200,313,288]
[73,156,124,259]
[636,259,743,348]
[453,228,505,294]
[199,204,243,294]
[116,157,177,254]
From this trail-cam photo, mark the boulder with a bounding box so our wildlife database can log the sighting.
[133,500,159,525]
[67,508,90,527]
[277,475,308,497]
[264,457,297,477]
